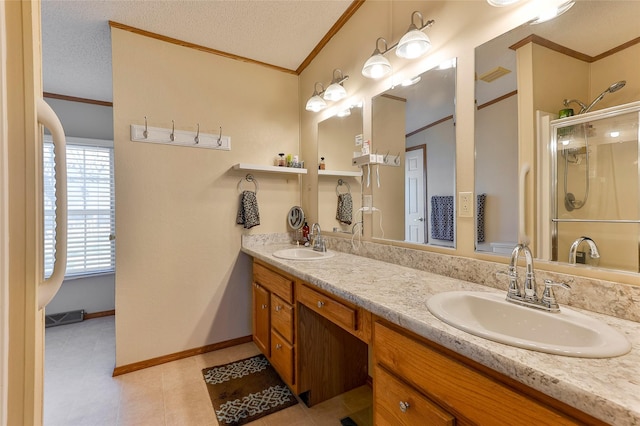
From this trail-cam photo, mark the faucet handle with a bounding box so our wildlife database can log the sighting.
[541,279,571,312]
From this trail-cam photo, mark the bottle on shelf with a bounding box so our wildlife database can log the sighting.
[319,157,326,170]
[278,153,286,167]
[302,222,310,241]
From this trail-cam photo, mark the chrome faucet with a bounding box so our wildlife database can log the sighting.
[569,236,600,265]
[502,243,570,313]
[310,223,326,252]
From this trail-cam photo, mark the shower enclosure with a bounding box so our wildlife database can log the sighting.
[549,101,640,272]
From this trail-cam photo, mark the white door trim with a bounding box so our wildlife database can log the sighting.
[0,1,10,424]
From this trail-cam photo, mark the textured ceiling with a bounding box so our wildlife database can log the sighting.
[41,0,353,102]
[475,1,640,105]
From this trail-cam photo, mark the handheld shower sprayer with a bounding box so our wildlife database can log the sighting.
[563,80,626,114]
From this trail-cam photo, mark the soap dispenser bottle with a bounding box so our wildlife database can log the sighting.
[302,222,310,241]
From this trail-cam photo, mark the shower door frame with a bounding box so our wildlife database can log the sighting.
[548,100,640,272]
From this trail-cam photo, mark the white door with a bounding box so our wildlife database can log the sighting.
[405,146,426,243]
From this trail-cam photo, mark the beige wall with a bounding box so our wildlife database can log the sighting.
[317,109,363,233]
[111,28,300,366]
[372,95,405,240]
[475,95,518,247]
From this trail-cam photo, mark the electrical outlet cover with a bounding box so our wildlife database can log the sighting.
[459,192,473,217]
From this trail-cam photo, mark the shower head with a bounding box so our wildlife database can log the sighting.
[582,80,626,114]
[607,80,626,93]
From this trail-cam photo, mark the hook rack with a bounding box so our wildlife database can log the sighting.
[237,174,259,193]
[130,117,230,151]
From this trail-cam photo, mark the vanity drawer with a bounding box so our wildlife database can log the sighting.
[271,294,294,343]
[374,321,581,425]
[297,284,356,332]
[270,330,294,386]
[253,261,294,303]
[374,366,454,426]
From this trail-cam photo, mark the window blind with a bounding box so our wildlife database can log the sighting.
[44,138,115,278]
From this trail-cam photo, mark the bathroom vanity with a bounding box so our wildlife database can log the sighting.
[243,237,640,425]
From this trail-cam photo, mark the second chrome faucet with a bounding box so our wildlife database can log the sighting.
[503,244,570,313]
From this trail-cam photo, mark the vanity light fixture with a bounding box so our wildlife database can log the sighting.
[336,108,351,118]
[486,0,522,6]
[610,131,620,138]
[396,11,433,59]
[401,76,422,87]
[361,12,434,79]
[305,82,327,112]
[530,0,575,24]
[362,38,392,79]
[323,69,349,101]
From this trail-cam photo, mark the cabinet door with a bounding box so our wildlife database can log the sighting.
[374,366,455,426]
[252,283,270,356]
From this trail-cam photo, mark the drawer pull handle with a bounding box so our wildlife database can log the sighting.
[399,401,410,413]
[275,344,282,350]
[261,304,268,309]
[275,305,282,312]
[317,301,325,308]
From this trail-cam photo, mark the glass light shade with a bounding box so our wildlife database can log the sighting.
[396,30,431,59]
[531,1,575,24]
[486,0,521,6]
[361,53,392,79]
[305,94,326,112]
[323,83,347,101]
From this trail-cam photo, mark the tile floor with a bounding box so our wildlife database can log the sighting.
[44,316,372,425]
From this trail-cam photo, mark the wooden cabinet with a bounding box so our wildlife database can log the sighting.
[373,320,605,426]
[252,283,270,356]
[252,260,296,390]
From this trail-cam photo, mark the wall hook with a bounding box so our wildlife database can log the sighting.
[170,120,175,142]
[217,126,223,146]
[143,116,148,139]
[194,123,200,144]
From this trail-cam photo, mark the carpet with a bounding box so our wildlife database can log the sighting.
[202,354,298,425]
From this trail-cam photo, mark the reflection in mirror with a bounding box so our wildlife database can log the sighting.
[549,104,639,273]
[474,1,640,272]
[371,60,456,247]
[474,33,519,255]
[317,105,363,234]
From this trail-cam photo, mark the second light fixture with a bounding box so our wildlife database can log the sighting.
[305,69,349,112]
[362,11,434,79]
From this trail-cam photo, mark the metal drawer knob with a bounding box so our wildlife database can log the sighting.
[275,305,282,312]
[317,301,325,308]
[399,401,410,413]
[261,304,267,309]
[275,344,282,350]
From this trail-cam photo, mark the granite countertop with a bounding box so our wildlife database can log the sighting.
[241,240,640,425]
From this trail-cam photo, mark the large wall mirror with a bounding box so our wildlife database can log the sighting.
[474,1,640,272]
[317,105,363,234]
[371,60,457,247]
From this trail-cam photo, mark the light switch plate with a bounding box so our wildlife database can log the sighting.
[459,192,473,217]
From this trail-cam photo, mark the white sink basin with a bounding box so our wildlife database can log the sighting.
[272,248,334,260]
[427,291,631,358]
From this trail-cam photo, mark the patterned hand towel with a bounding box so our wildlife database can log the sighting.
[236,191,260,229]
[336,193,353,225]
[431,195,454,241]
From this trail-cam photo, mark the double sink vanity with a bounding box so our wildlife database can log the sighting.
[242,234,639,425]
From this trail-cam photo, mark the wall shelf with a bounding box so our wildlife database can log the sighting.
[318,169,362,177]
[233,163,307,175]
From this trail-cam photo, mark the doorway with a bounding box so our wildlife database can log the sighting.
[405,145,427,243]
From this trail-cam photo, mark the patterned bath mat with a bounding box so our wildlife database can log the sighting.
[202,354,298,425]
